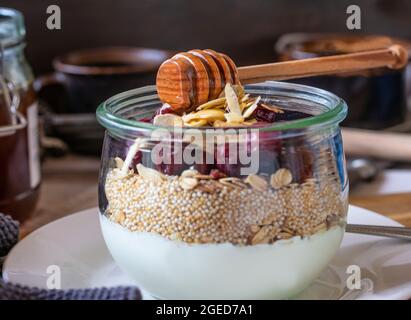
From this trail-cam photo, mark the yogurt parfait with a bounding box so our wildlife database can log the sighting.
[96,77,348,299]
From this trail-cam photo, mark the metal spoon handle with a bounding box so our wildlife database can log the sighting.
[346,224,411,241]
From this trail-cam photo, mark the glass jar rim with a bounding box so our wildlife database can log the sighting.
[0,8,25,48]
[96,81,348,135]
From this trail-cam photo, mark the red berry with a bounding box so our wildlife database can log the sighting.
[139,117,152,123]
[155,104,174,116]
[214,131,260,177]
[152,141,185,175]
[210,169,227,179]
[280,138,313,183]
[253,106,276,122]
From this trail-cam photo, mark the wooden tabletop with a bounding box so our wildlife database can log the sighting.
[21,154,411,236]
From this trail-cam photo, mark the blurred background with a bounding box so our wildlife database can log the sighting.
[6,0,411,73]
[2,0,411,231]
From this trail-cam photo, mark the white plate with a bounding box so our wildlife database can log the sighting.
[3,205,411,300]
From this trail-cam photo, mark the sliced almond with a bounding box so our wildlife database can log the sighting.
[213,120,227,127]
[121,138,145,176]
[270,168,293,189]
[225,83,242,116]
[278,231,293,240]
[218,84,245,98]
[261,214,276,225]
[243,119,257,126]
[213,120,237,127]
[196,97,226,111]
[225,112,244,123]
[114,157,124,169]
[180,177,198,190]
[181,169,199,177]
[196,183,216,193]
[260,103,284,113]
[219,180,241,189]
[241,94,251,103]
[136,163,165,183]
[251,225,271,245]
[219,177,247,188]
[185,119,208,127]
[182,109,225,123]
[194,174,213,180]
[233,84,245,98]
[153,114,183,127]
[245,174,268,191]
[243,96,261,119]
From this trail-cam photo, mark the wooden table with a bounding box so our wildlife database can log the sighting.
[21,154,411,236]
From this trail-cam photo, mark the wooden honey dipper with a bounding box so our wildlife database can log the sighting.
[156,46,408,114]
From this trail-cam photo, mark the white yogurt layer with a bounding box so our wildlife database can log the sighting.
[100,215,344,299]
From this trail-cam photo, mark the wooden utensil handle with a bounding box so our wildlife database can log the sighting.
[238,45,408,84]
[342,128,411,162]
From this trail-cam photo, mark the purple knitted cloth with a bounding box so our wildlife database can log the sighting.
[0,213,142,300]
[0,281,142,300]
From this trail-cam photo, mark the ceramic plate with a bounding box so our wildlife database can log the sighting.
[3,206,411,300]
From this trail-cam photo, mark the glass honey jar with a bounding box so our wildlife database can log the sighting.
[0,8,40,222]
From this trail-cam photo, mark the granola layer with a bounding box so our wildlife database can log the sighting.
[104,166,346,245]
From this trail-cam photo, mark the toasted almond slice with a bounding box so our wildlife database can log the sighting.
[233,84,245,98]
[153,114,183,127]
[213,120,231,127]
[218,84,245,98]
[185,119,208,127]
[180,177,198,190]
[219,177,243,183]
[136,163,165,183]
[196,97,226,111]
[114,157,124,169]
[260,103,284,113]
[245,174,268,191]
[219,179,242,189]
[194,174,213,180]
[181,169,199,177]
[225,112,244,123]
[251,226,271,244]
[261,214,276,225]
[241,94,250,102]
[219,177,246,188]
[243,119,257,126]
[183,109,225,123]
[243,96,261,119]
[121,138,145,176]
[270,168,293,189]
[278,231,293,240]
[225,83,242,115]
[196,184,215,193]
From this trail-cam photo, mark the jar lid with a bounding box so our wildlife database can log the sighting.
[0,8,25,48]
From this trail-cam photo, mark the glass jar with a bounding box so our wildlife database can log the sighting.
[0,8,40,222]
[97,81,348,299]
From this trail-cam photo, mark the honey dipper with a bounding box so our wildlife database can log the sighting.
[156,45,408,114]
